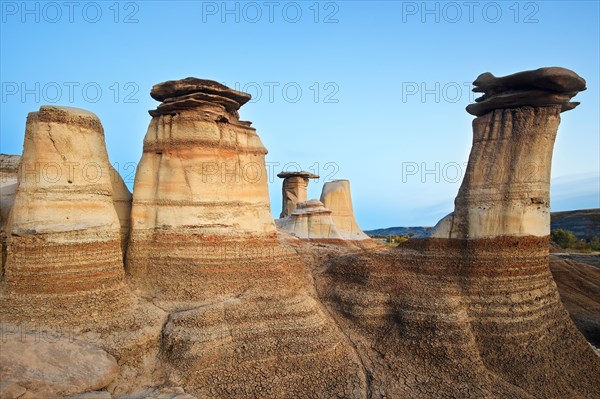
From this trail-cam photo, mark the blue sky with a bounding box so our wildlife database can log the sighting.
[1,0,598,229]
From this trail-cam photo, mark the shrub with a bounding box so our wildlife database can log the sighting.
[551,229,577,249]
[589,236,600,251]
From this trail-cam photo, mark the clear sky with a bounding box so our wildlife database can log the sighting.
[1,0,598,229]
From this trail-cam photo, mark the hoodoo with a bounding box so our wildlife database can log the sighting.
[0,106,130,326]
[126,79,365,397]
[126,78,277,298]
[320,179,369,240]
[431,66,587,239]
[277,171,319,218]
[319,67,600,398]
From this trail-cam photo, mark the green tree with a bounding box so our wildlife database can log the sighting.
[551,229,577,249]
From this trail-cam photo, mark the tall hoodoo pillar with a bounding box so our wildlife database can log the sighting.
[320,179,369,240]
[125,79,365,396]
[0,106,130,325]
[430,67,587,239]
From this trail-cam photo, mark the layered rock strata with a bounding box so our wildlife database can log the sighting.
[277,171,319,218]
[319,237,600,398]
[320,180,369,240]
[109,165,132,255]
[466,67,586,117]
[431,67,587,239]
[276,199,342,239]
[0,154,20,274]
[0,106,130,325]
[127,79,366,397]
[317,68,600,398]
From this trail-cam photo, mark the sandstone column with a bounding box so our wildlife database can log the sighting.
[125,78,365,397]
[277,171,319,218]
[0,106,130,325]
[426,67,600,396]
[320,179,369,240]
[430,67,587,239]
[126,78,278,300]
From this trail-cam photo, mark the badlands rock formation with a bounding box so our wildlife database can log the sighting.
[127,78,276,299]
[276,199,342,239]
[0,108,164,398]
[277,171,319,218]
[317,67,600,398]
[431,67,587,239]
[1,69,598,399]
[0,154,20,273]
[127,79,366,397]
[0,106,131,326]
[320,179,369,240]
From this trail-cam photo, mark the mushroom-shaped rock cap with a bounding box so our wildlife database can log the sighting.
[151,77,251,105]
[277,171,320,179]
[466,67,586,116]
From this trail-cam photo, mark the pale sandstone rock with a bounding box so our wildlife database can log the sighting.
[0,331,118,398]
[109,165,131,255]
[129,83,274,238]
[0,154,20,275]
[431,67,586,239]
[276,199,342,239]
[320,180,369,240]
[277,171,319,218]
[0,106,130,326]
[127,79,365,397]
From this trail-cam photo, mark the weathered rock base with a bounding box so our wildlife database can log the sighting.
[318,236,600,398]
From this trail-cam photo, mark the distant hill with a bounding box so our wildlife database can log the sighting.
[551,209,599,240]
[364,226,432,238]
[366,208,600,240]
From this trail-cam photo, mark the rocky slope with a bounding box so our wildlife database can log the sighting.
[550,254,600,347]
[551,208,600,240]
